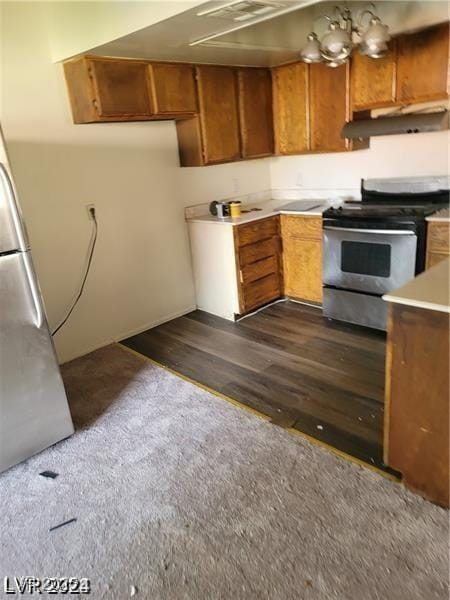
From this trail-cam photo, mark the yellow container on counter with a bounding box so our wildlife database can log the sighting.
[229,201,242,218]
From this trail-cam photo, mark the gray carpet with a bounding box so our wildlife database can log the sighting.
[0,344,448,599]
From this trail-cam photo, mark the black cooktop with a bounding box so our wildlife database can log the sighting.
[323,202,447,220]
[324,178,449,221]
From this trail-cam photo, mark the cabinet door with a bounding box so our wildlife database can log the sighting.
[310,63,348,153]
[89,59,153,118]
[397,23,449,103]
[281,215,323,303]
[272,63,309,154]
[196,66,241,164]
[351,42,396,110]
[238,68,274,158]
[150,63,197,115]
[283,237,322,303]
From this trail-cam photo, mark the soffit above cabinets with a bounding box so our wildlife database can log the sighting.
[85,0,450,68]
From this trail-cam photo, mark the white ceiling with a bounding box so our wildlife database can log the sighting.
[87,0,450,67]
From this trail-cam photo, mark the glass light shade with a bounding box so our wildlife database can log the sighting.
[359,40,388,58]
[325,57,348,68]
[300,32,322,63]
[320,21,352,61]
[360,16,390,58]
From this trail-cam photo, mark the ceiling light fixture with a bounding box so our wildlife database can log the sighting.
[300,3,390,67]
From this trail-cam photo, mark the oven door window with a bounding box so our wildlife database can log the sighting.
[341,241,391,277]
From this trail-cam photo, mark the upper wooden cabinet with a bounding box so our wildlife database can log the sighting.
[351,41,396,110]
[64,57,197,123]
[177,66,274,166]
[196,66,241,164]
[273,61,355,155]
[64,57,154,122]
[149,63,197,115]
[238,68,274,159]
[63,23,449,162]
[352,23,449,110]
[272,62,309,154]
[396,22,449,104]
[309,63,348,153]
[176,65,241,166]
[89,59,153,118]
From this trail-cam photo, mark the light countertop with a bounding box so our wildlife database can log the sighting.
[426,207,450,222]
[383,257,450,314]
[186,199,328,225]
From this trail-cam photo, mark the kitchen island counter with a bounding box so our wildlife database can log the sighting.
[383,257,449,313]
[383,257,449,507]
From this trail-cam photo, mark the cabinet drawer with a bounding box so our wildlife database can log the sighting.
[241,255,279,285]
[236,217,279,247]
[428,222,450,253]
[239,237,279,266]
[281,215,322,240]
[243,273,281,311]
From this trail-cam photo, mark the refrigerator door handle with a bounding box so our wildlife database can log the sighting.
[0,163,29,251]
[22,252,43,328]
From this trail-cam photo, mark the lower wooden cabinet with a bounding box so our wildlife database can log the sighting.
[426,220,450,269]
[384,302,449,507]
[234,217,282,313]
[281,215,323,303]
[427,251,449,269]
[188,214,323,319]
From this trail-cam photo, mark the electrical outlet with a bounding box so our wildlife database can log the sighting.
[232,178,240,194]
[86,204,96,220]
[295,173,303,187]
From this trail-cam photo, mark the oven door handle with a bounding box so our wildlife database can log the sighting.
[323,226,416,235]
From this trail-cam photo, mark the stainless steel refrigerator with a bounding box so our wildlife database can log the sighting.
[0,141,74,473]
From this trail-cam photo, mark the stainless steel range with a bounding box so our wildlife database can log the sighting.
[322,177,450,330]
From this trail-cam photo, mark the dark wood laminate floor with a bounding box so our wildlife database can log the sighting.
[122,301,398,475]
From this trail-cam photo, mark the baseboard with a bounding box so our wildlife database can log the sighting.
[59,338,117,365]
[59,305,197,365]
[115,305,197,342]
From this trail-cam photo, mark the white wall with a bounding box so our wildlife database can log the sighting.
[0,1,270,363]
[270,130,450,197]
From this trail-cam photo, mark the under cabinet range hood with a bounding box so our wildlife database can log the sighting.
[342,109,449,140]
